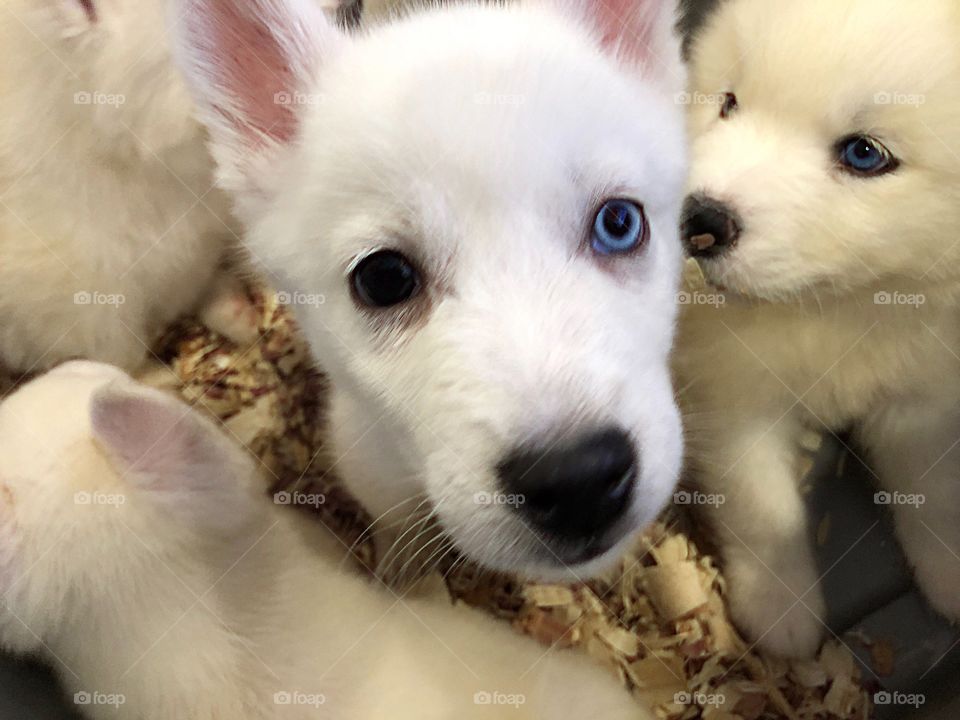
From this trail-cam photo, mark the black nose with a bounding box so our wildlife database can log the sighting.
[682,194,741,258]
[496,428,636,541]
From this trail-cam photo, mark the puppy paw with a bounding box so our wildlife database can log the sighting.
[899,520,960,622]
[199,275,262,348]
[724,552,825,659]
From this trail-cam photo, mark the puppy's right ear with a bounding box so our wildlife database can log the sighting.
[173,0,343,217]
[541,0,685,90]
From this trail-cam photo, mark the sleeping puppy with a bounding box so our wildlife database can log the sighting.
[0,361,646,719]
[0,0,262,374]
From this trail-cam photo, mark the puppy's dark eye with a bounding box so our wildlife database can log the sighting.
[720,92,738,119]
[352,250,420,308]
[591,200,647,256]
[837,135,898,176]
[78,0,97,21]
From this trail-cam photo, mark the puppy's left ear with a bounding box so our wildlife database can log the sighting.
[90,381,260,534]
[545,0,685,89]
[172,0,344,220]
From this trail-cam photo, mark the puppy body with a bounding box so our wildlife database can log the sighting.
[0,0,252,373]
[678,0,960,657]
[0,362,645,720]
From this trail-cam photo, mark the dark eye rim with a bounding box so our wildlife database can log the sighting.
[835,134,900,177]
[588,198,650,257]
[349,248,423,309]
[720,92,738,119]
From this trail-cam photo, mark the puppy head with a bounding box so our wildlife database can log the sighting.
[683,0,960,300]
[175,0,687,578]
[0,362,264,652]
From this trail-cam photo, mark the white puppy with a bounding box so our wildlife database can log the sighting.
[0,0,261,373]
[676,0,960,658]
[173,0,688,584]
[0,361,645,719]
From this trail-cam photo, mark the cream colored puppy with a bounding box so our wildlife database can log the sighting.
[0,361,645,720]
[0,0,260,373]
[677,0,960,658]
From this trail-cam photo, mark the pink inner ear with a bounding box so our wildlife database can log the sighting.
[206,0,303,146]
[593,0,661,65]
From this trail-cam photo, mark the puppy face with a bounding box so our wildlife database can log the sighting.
[684,0,960,300]
[176,0,688,577]
[0,363,264,652]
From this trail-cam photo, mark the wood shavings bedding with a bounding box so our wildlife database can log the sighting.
[0,285,874,719]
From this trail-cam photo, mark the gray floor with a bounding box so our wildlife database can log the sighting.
[806,438,960,719]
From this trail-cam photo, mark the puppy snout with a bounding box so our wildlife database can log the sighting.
[496,427,636,541]
[682,194,741,258]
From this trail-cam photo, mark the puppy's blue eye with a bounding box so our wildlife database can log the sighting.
[592,200,647,256]
[838,135,897,176]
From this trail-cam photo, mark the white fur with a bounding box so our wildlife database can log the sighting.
[0,362,647,719]
[677,0,960,658]
[0,0,259,373]
[173,0,689,582]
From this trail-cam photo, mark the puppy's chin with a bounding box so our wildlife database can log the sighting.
[441,511,641,582]
[698,250,877,305]
[697,256,802,304]
[511,532,642,584]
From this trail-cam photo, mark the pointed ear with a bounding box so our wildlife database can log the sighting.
[546,0,685,89]
[172,0,343,215]
[90,381,260,533]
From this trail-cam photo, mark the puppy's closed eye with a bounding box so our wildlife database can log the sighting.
[77,0,97,23]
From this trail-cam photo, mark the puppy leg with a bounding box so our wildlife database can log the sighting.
[860,396,960,621]
[197,273,262,348]
[700,415,826,658]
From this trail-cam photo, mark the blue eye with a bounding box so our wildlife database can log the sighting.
[592,200,647,256]
[839,135,897,176]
